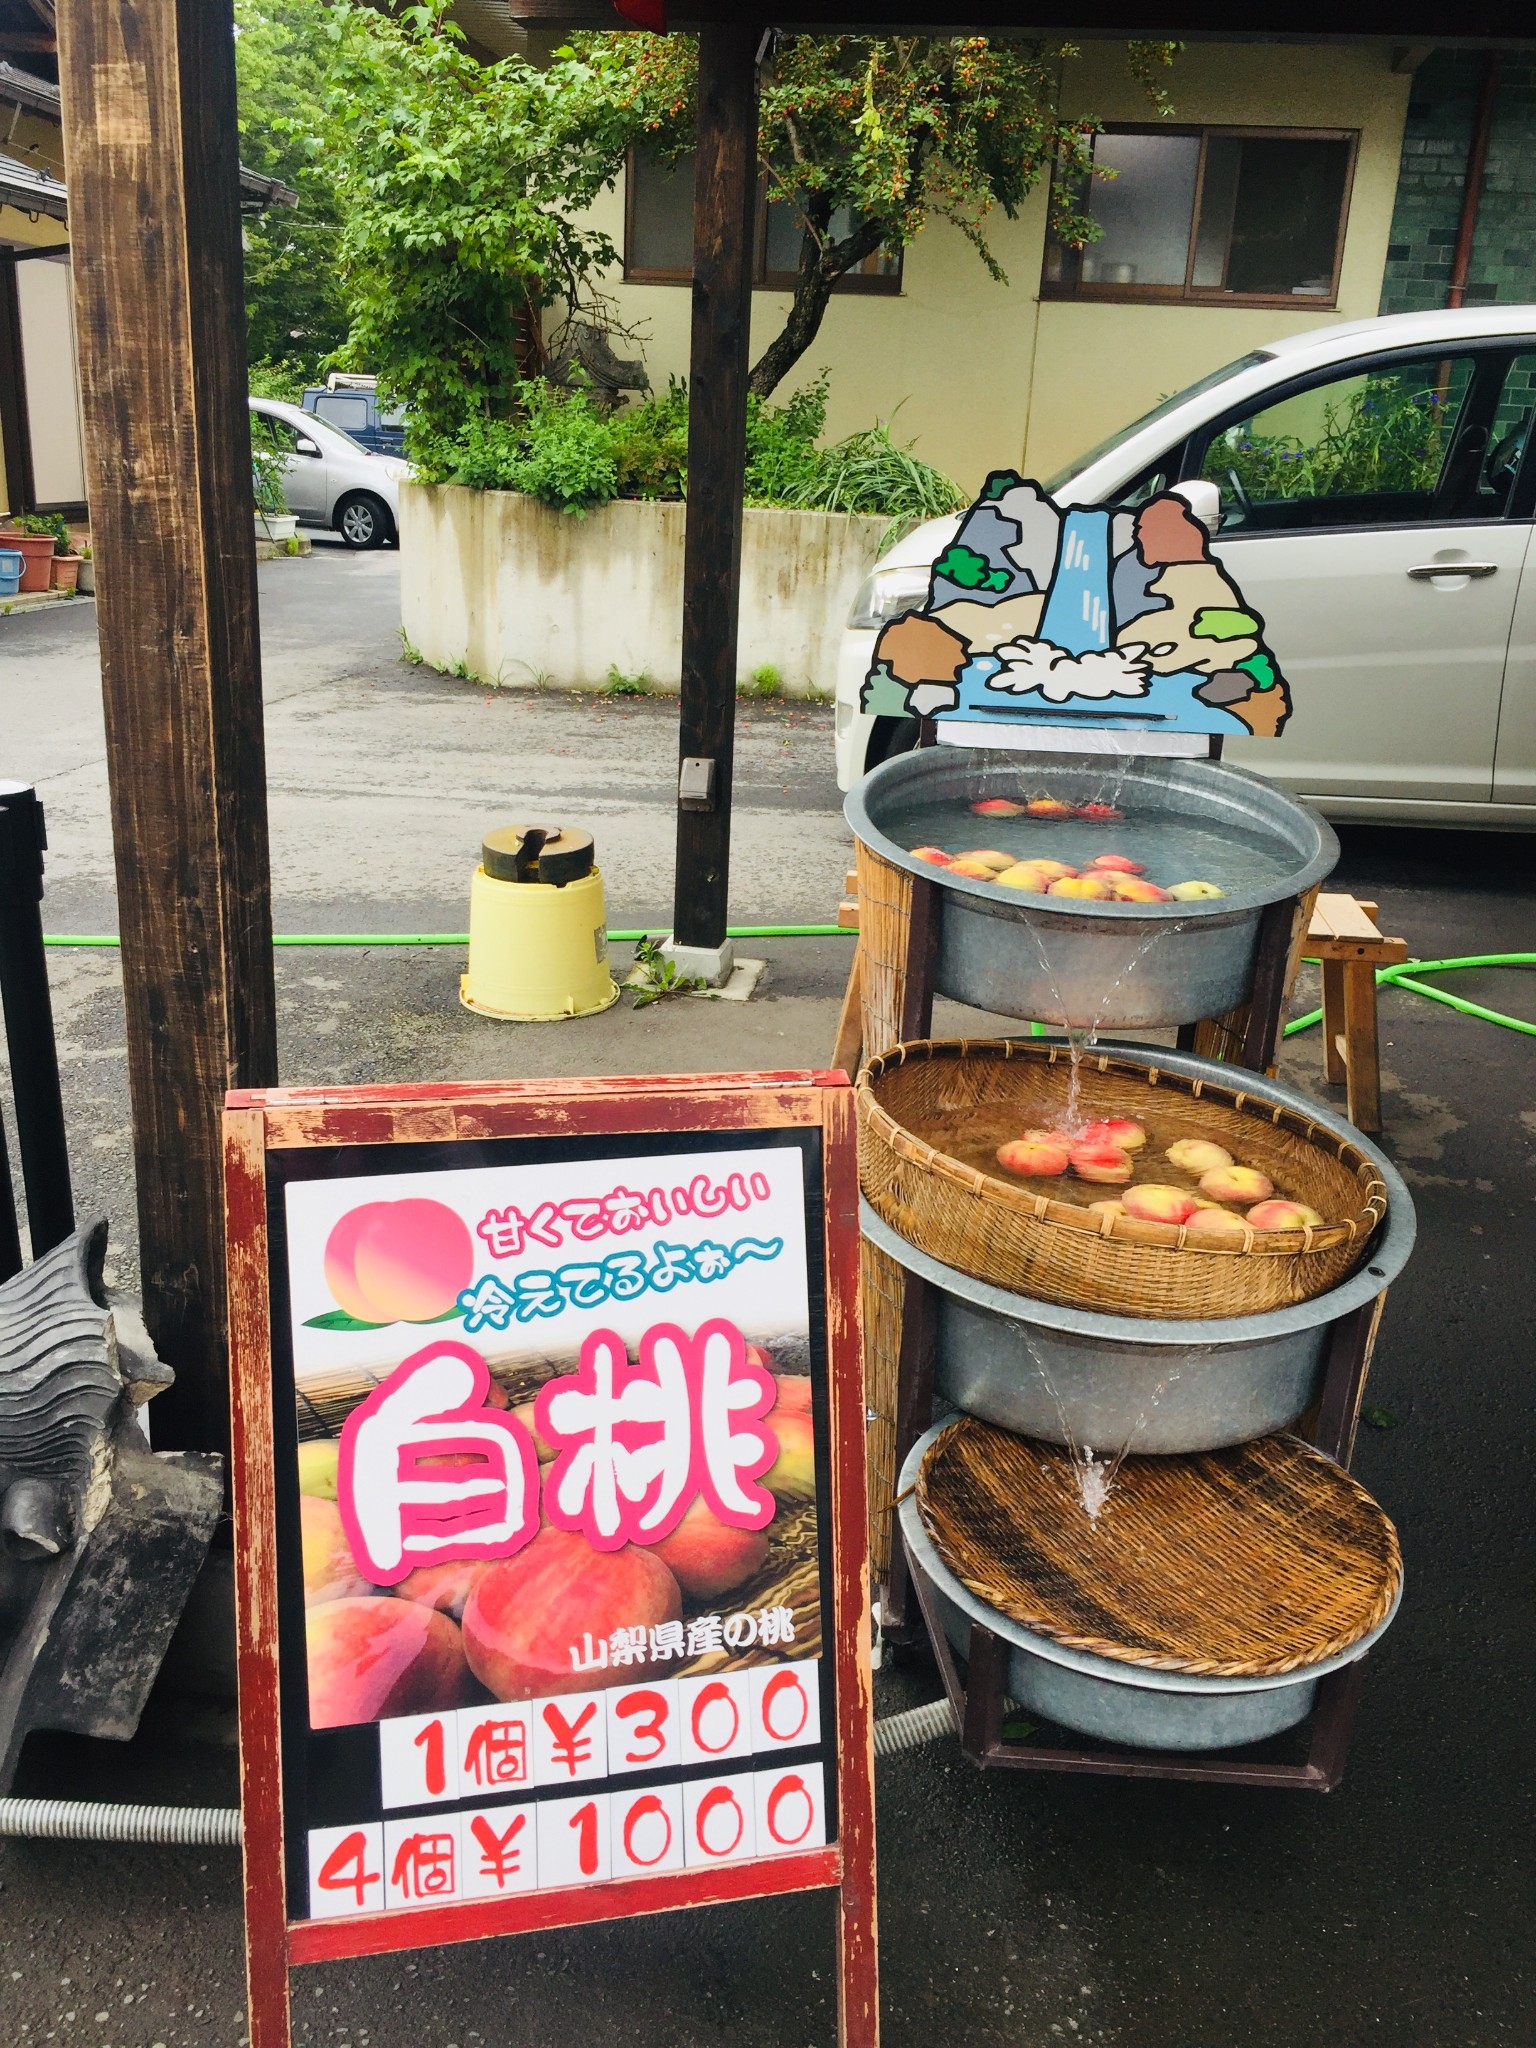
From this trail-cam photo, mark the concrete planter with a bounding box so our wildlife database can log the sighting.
[399,481,888,698]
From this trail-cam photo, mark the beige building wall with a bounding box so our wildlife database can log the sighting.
[0,99,71,514]
[588,42,1410,497]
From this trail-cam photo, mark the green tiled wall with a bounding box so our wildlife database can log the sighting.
[1379,52,1536,316]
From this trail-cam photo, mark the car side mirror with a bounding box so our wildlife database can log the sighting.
[1170,479,1222,535]
[295,436,321,458]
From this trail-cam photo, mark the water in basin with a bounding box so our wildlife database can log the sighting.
[878,792,1295,901]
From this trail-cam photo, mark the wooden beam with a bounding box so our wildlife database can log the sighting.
[55,0,278,1454]
[670,20,760,951]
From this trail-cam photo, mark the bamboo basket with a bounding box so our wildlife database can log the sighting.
[916,1415,1401,1679]
[858,1038,1388,1319]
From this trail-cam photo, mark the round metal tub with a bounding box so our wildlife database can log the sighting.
[845,748,1338,1027]
[898,1426,1402,1751]
[864,1122,1414,1455]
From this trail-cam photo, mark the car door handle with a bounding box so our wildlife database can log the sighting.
[1407,562,1498,579]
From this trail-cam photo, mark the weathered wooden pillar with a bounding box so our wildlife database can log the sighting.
[55,0,278,1454]
[671,20,761,961]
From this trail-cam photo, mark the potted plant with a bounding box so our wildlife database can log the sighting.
[2,514,64,593]
[49,520,82,592]
[75,544,94,596]
[252,443,298,544]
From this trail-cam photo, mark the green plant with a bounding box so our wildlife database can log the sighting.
[234,0,350,381]
[604,664,652,696]
[249,425,292,518]
[18,512,69,553]
[323,3,645,443]
[742,663,783,699]
[608,378,689,500]
[628,935,707,1007]
[399,630,424,665]
[247,360,310,405]
[283,535,303,555]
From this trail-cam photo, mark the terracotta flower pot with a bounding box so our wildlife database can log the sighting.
[50,554,81,593]
[5,533,55,592]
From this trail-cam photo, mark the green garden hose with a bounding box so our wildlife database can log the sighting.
[42,925,854,947]
[1283,952,1536,1039]
[39,933,1533,1033]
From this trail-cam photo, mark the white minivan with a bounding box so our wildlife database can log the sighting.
[835,307,1536,827]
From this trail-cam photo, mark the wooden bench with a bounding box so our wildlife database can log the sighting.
[1306,893,1408,1135]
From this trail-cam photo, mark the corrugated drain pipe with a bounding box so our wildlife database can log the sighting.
[0,1702,966,1844]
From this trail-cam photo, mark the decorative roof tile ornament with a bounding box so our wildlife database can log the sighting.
[862,472,1292,744]
[0,1221,224,1788]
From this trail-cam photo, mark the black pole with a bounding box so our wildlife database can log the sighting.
[0,781,74,1258]
[671,21,762,952]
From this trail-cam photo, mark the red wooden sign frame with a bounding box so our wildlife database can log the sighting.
[225,1070,877,2048]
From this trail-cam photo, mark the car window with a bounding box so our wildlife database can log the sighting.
[316,394,371,432]
[1042,351,1271,491]
[1192,352,1518,533]
[1483,351,1536,511]
[250,409,302,455]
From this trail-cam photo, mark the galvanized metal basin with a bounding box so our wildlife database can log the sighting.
[845,748,1338,1027]
[899,1425,1402,1752]
[864,1128,1414,1456]
[863,1043,1415,1452]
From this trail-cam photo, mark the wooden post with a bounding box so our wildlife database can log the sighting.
[55,0,278,1454]
[671,20,761,952]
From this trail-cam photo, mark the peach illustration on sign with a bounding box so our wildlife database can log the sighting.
[323,1198,474,1325]
[462,1526,682,1701]
[307,1597,474,1729]
[653,1496,770,1598]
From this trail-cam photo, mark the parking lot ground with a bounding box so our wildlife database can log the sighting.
[0,551,1531,2047]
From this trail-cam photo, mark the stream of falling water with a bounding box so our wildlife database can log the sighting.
[1014,914,1192,1134]
[1011,1324,1206,1522]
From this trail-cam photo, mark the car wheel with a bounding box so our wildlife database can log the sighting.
[335,493,393,550]
[863,714,920,778]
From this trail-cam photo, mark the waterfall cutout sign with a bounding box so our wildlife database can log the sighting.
[861,472,1292,744]
[225,1073,876,2048]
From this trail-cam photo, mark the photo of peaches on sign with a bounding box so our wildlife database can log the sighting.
[283,1142,833,1921]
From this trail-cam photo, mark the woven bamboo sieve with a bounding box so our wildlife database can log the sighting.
[916,1416,1402,1678]
[859,1038,1388,1319]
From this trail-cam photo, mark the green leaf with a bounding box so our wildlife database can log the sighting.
[409,1306,465,1324]
[303,1309,389,1331]
[1362,1406,1400,1430]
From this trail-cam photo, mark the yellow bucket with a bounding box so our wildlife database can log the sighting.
[460,830,619,1021]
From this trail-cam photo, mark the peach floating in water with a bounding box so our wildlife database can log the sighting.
[1069,1142,1133,1184]
[910,845,953,866]
[1026,798,1076,818]
[1246,1199,1325,1230]
[1166,1138,1234,1175]
[1079,1118,1146,1153]
[1167,880,1226,901]
[1048,874,1115,900]
[971,798,1025,816]
[996,1137,1071,1177]
[1121,1184,1200,1225]
[1199,1164,1275,1204]
[1086,854,1146,875]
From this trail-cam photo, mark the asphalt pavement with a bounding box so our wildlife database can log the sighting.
[0,548,1531,2048]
